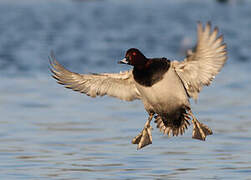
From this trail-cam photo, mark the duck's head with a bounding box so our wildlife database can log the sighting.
[118,48,148,69]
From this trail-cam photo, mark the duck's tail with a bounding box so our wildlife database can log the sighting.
[154,111,191,137]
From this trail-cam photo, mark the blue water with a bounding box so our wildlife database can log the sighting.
[0,0,251,179]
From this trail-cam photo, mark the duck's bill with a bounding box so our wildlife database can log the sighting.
[118,58,129,64]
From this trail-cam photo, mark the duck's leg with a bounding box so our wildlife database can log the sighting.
[188,110,213,140]
[132,113,154,150]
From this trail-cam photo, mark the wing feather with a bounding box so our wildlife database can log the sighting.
[173,22,227,100]
[49,53,141,101]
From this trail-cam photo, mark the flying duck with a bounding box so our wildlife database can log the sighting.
[49,22,227,149]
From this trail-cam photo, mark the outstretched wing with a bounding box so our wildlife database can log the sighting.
[173,22,227,100]
[49,53,141,101]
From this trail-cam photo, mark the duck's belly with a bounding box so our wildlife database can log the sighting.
[136,68,189,114]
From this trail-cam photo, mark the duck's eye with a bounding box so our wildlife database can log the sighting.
[132,52,137,56]
[126,56,130,61]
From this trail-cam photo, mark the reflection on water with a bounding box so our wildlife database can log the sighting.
[0,0,251,179]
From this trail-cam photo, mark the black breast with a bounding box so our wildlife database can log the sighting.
[133,58,171,87]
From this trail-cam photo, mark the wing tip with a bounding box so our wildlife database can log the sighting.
[214,26,219,33]
[206,21,212,28]
[197,21,212,30]
[48,51,68,85]
[197,21,202,30]
[217,34,224,45]
[48,50,57,70]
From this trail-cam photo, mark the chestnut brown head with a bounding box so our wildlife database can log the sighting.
[118,48,148,69]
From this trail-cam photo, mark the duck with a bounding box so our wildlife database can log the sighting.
[49,22,227,150]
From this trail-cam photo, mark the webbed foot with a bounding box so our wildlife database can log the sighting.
[132,125,153,150]
[192,119,213,140]
[132,113,154,150]
[188,110,213,141]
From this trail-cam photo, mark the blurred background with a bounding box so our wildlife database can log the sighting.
[0,0,251,179]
